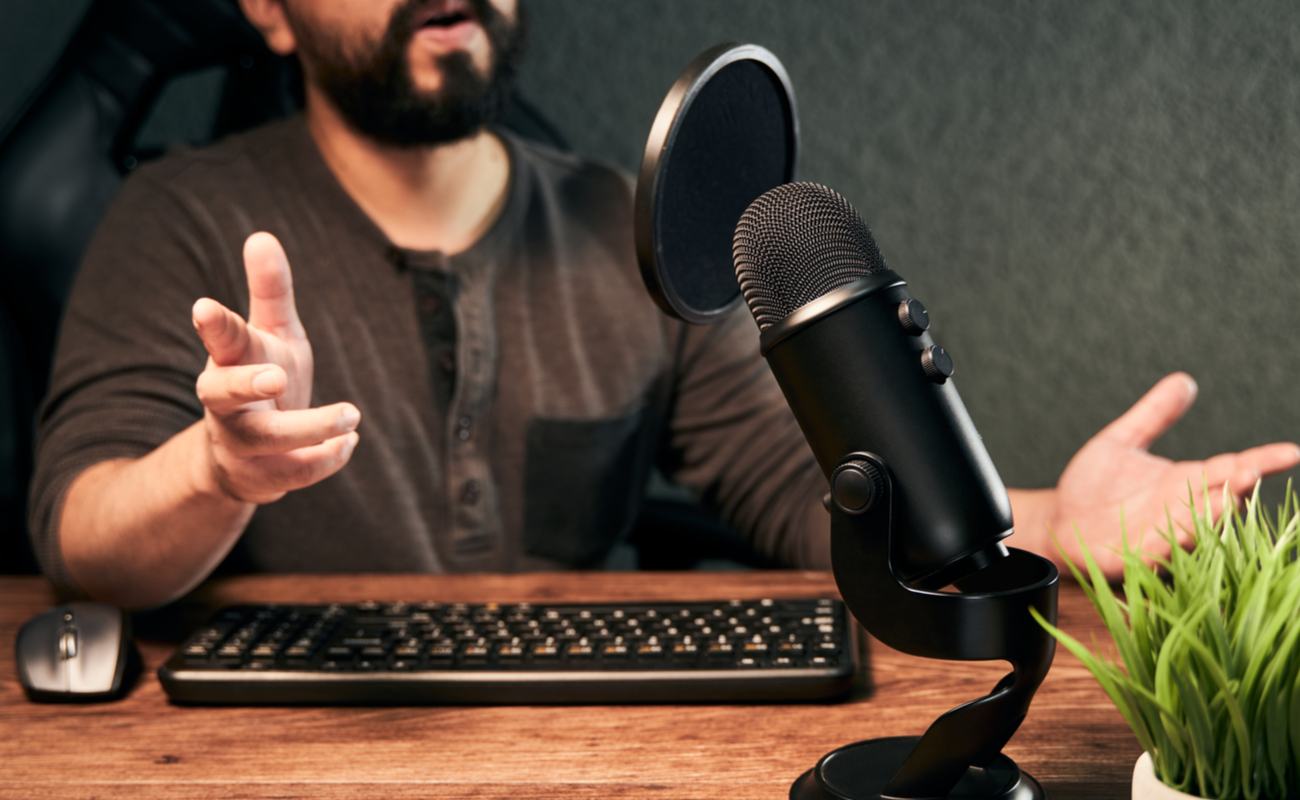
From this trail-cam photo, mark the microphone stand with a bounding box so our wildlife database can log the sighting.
[792,452,1059,800]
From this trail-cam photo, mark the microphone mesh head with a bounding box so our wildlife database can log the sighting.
[732,182,887,330]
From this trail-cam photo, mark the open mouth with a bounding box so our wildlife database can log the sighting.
[419,0,476,29]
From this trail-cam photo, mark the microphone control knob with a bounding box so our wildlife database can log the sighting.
[921,345,954,383]
[897,298,930,335]
[830,460,886,515]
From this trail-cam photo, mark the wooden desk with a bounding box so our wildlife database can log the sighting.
[1,572,1137,799]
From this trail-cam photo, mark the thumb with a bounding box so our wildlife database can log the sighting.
[243,232,305,338]
[1097,372,1198,450]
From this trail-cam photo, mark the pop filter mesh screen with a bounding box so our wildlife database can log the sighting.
[656,60,795,317]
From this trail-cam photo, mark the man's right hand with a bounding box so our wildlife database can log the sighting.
[191,232,360,505]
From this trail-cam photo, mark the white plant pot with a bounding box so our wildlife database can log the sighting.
[1133,752,1208,799]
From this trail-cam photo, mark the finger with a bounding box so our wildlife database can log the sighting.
[243,232,304,337]
[1233,442,1300,478]
[196,364,287,414]
[217,403,361,456]
[192,298,251,366]
[1097,372,1198,450]
[1195,452,1243,492]
[252,431,359,492]
[1192,443,1300,500]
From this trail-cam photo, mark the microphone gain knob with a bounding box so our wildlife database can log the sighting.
[898,298,930,335]
[921,345,954,384]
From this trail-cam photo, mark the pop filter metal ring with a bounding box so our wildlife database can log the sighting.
[635,43,799,324]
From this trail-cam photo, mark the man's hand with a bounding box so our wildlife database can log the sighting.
[1027,372,1300,577]
[191,232,360,504]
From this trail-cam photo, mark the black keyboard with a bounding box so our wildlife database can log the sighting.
[159,598,859,704]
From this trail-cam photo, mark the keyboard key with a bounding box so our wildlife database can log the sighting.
[565,643,595,658]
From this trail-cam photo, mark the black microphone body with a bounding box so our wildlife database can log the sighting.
[762,278,1012,585]
[734,183,1014,587]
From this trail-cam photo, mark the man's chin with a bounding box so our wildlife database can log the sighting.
[406,51,492,97]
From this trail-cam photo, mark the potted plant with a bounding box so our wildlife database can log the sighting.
[1032,487,1300,800]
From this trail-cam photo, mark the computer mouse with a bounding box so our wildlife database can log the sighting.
[15,602,138,702]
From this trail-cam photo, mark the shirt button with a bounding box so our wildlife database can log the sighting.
[456,416,473,441]
[461,479,481,505]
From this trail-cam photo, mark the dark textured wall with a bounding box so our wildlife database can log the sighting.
[5,1,1299,498]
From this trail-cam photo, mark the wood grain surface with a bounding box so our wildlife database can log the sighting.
[0,572,1139,799]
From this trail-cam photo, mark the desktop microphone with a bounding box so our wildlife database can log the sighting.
[733,181,1013,587]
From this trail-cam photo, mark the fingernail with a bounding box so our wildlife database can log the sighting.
[1180,373,1198,398]
[340,406,360,428]
[344,431,360,454]
[252,369,281,395]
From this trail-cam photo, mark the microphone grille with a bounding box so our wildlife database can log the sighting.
[732,181,887,330]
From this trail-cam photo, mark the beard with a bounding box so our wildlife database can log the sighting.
[289,0,525,147]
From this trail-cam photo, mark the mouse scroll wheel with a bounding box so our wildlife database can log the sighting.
[58,627,78,660]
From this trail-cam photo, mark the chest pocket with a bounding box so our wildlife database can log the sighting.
[523,405,649,567]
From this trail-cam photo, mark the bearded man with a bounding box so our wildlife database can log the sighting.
[29,0,1299,607]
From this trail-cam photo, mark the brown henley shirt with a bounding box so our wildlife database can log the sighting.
[29,116,829,591]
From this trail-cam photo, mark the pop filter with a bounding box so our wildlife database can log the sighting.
[635,43,798,324]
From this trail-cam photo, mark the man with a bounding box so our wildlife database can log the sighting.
[29,0,1299,608]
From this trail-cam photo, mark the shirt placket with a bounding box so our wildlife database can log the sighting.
[444,252,501,565]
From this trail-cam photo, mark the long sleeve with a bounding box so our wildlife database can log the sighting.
[659,306,830,567]
[28,167,237,592]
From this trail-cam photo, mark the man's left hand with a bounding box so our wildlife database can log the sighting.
[1017,372,1300,578]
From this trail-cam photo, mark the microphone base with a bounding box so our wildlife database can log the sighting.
[790,736,1044,800]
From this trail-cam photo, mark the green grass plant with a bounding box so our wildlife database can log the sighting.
[1031,485,1300,799]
